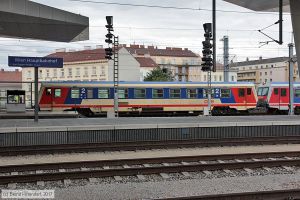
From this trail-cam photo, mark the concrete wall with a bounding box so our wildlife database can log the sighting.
[108,47,141,81]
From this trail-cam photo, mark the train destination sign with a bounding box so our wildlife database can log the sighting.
[8,56,63,68]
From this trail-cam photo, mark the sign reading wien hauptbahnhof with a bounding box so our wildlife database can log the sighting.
[8,56,63,68]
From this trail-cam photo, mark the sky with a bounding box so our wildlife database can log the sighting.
[0,0,295,69]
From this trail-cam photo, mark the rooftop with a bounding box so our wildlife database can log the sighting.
[230,57,289,67]
[0,69,22,82]
[135,57,158,68]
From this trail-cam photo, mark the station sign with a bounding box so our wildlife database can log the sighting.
[8,56,63,68]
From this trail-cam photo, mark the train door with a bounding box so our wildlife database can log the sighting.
[238,88,246,109]
[42,87,53,111]
[280,88,288,110]
[272,88,280,109]
[245,88,252,108]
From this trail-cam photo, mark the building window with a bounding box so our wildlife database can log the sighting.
[39,70,43,79]
[219,75,222,82]
[214,75,217,81]
[54,89,61,97]
[84,67,88,76]
[271,65,274,68]
[204,75,207,82]
[92,66,97,75]
[118,89,128,99]
[27,70,32,78]
[231,76,235,82]
[270,78,273,82]
[76,68,80,76]
[60,69,64,77]
[221,89,231,98]
[261,66,263,69]
[270,71,272,75]
[101,66,105,75]
[265,79,268,83]
[68,68,72,77]
[134,89,146,98]
[265,72,267,75]
[152,89,164,98]
[170,89,181,98]
[53,69,57,77]
[46,70,50,78]
[187,89,197,99]
[266,65,268,68]
[256,66,258,69]
[238,88,245,97]
[260,72,262,76]
[98,88,109,99]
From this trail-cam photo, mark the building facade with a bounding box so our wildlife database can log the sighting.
[231,57,299,85]
[0,69,22,109]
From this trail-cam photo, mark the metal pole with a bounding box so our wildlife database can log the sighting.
[223,36,229,82]
[208,71,212,115]
[113,36,119,118]
[289,43,294,115]
[279,0,283,45]
[34,67,39,122]
[30,82,33,108]
[212,0,216,72]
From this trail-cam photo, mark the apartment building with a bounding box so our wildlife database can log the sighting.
[231,57,299,85]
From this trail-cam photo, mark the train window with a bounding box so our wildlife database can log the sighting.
[98,88,109,99]
[46,88,51,95]
[87,89,93,99]
[170,89,181,98]
[257,87,269,96]
[152,89,164,98]
[295,89,300,98]
[54,89,61,98]
[71,88,80,98]
[247,88,252,95]
[134,89,146,98]
[281,88,287,97]
[203,89,215,98]
[187,89,197,99]
[118,89,128,99]
[274,88,279,95]
[221,89,231,98]
[238,88,245,97]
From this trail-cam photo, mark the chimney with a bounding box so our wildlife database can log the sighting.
[246,57,249,61]
[259,56,263,60]
[140,45,145,48]
[55,48,66,52]
[96,45,103,49]
[166,47,172,50]
[184,48,188,51]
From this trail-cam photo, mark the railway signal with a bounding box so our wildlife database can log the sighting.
[201,23,213,72]
[105,16,114,60]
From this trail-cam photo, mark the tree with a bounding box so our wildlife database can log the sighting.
[144,67,174,81]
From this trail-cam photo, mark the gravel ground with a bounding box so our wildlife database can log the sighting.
[48,170,300,200]
[1,144,300,166]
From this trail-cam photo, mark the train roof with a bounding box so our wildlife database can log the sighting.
[259,82,300,87]
[41,81,256,87]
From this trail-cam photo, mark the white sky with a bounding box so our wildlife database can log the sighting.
[0,0,294,68]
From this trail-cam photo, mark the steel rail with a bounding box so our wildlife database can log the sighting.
[1,136,300,156]
[157,189,300,200]
[1,151,300,173]
[1,153,300,184]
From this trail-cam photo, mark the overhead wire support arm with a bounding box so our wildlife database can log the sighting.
[258,0,283,46]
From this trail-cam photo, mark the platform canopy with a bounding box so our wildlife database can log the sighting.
[0,0,89,42]
[224,0,290,12]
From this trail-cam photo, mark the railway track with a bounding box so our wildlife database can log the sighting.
[158,189,300,200]
[1,151,300,185]
[1,136,300,156]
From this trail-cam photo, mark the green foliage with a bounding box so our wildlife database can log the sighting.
[144,67,174,81]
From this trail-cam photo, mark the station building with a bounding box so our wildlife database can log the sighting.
[231,57,299,85]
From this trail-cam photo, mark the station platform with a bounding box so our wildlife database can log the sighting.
[0,111,78,119]
[0,115,300,132]
[1,116,300,147]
